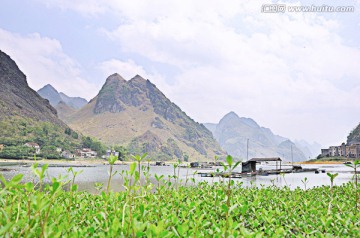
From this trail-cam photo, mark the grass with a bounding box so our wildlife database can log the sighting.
[304,156,351,164]
[0,158,359,237]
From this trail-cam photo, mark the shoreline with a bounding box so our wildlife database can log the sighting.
[296,161,345,165]
[1,158,357,167]
[0,158,182,167]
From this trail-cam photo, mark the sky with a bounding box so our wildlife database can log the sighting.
[1,0,360,147]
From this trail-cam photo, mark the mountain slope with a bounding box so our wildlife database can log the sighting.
[59,92,87,109]
[55,101,76,122]
[204,112,307,161]
[347,122,360,144]
[0,51,61,125]
[294,139,322,159]
[0,50,82,154]
[37,84,87,109]
[68,73,225,161]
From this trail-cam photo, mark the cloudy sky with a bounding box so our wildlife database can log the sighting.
[1,0,360,147]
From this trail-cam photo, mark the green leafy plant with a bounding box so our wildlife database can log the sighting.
[345,160,360,210]
[327,172,339,189]
[106,154,118,193]
[1,159,360,237]
[131,153,148,184]
[301,177,308,190]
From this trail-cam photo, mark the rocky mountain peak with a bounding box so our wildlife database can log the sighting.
[105,73,126,83]
[41,84,58,92]
[223,111,239,120]
[0,50,27,87]
[206,112,308,161]
[69,72,225,161]
[37,84,88,110]
[94,73,172,116]
[38,84,61,106]
[130,74,147,84]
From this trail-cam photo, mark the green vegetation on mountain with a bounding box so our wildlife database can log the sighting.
[0,50,106,159]
[0,116,106,159]
[347,122,360,144]
[0,116,79,149]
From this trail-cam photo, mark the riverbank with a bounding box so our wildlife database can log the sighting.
[0,158,182,167]
[0,158,113,166]
[297,160,345,164]
[299,156,357,165]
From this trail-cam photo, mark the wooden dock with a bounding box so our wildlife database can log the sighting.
[198,172,242,178]
[197,167,322,178]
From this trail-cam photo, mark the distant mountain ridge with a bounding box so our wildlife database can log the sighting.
[67,73,225,161]
[37,84,88,109]
[204,112,311,162]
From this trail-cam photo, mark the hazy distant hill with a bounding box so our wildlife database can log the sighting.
[294,139,322,159]
[38,84,88,109]
[204,112,307,162]
[67,73,225,161]
[0,50,81,153]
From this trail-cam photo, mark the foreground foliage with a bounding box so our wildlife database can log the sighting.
[1,160,360,237]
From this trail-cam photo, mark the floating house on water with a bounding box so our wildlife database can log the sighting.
[242,157,282,173]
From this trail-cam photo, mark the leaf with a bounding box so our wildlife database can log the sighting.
[177,223,189,236]
[10,174,23,185]
[141,153,148,160]
[229,204,238,214]
[108,154,117,165]
[226,155,233,168]
[130,162,137,175]
[233,161,241,170]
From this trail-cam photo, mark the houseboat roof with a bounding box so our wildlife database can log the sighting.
[248,157,282,162]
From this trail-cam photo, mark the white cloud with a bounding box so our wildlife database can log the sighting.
[37,0,107,16]
[23,1,360,145]
[104,1,360,145]
[0,28,98,100]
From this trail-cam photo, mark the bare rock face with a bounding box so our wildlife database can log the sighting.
[69,73,225,161]
[0,50,63,126]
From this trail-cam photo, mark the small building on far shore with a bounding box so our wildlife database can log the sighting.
[321,149,330,157]
[61,150,75,159]
[320,142,360,159]
[24,142,41,154]
[76,148,97,158]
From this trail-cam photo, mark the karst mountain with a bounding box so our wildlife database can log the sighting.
[66,73,225,161]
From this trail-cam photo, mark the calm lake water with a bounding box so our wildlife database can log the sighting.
[1,163,357,193]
